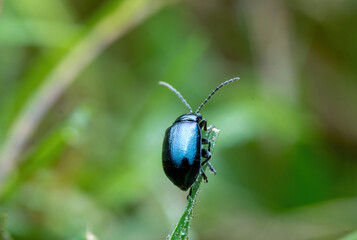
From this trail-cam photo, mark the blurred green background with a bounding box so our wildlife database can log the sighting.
[1,0,357,239]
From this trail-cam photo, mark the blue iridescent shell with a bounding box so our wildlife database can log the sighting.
[162,113,202,190]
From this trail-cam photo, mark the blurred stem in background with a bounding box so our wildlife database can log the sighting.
[0,106,92,202]
[245,0,297,102]
[0,0,172,192]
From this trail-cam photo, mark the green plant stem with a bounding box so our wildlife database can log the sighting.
[168,127,220,240]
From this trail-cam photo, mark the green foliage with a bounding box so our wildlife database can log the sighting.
[0,0,357,239]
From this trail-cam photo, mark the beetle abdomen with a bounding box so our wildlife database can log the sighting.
[162,122,201,190]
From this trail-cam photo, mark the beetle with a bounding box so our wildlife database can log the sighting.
[159,77,239,192]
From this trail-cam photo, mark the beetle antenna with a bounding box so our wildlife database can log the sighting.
[196,77,240,113]
[159,81,193,112]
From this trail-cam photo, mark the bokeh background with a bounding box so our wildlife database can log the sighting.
[0,0,357,239]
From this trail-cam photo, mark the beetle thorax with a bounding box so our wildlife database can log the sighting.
[174,113,202,123]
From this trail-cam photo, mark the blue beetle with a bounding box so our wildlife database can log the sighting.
[159,78,239,191]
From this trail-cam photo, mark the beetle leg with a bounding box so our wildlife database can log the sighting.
[201,149,211,161]
[202,159,216,174]
[199,119,207,131]
[206,161,216,175]
[202,138,211,151]
[187,188,193,199]
[200,168,208,183]
[202,149,216,174]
